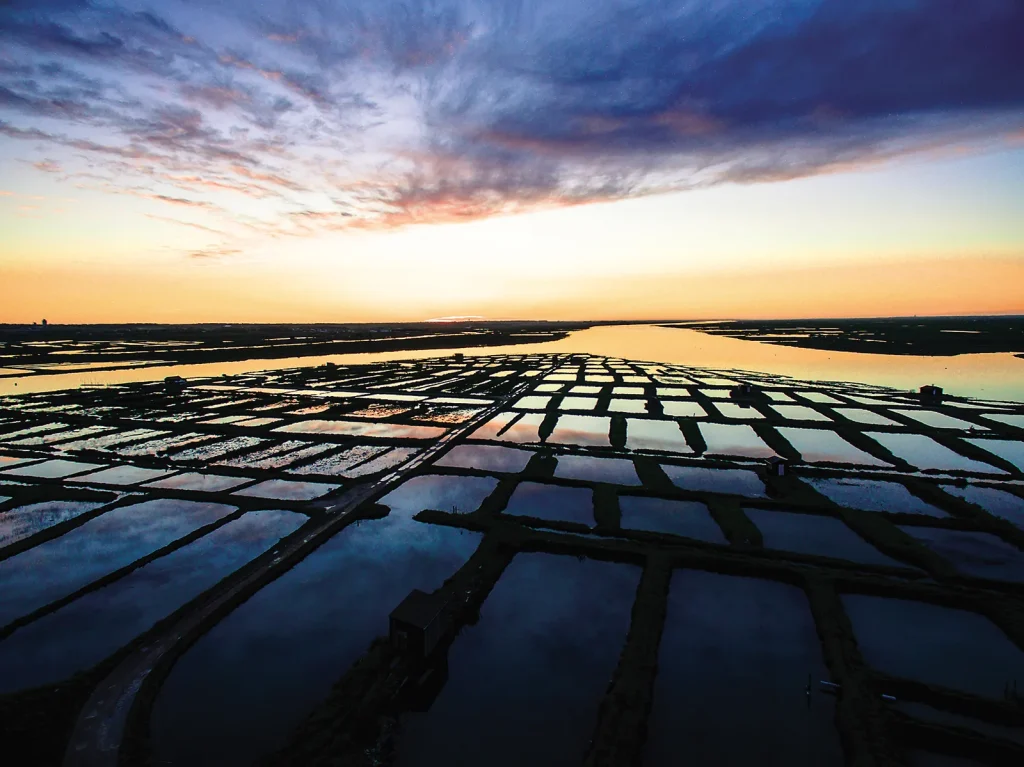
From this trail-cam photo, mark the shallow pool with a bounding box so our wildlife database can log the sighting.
[626,419,693,454]
[0,499,107,549]
[802,477,947,517]
[865,432,1002,474]
[619,497,726,543]
[0,499,235,626]
[394,553,640,767]
[503,482,594,526]
[745,508,905,567]
[553,455,642,486]
[898,526,1024,582]
[941,485,1024,529]
[698,423,777,459]
[434,444,534,474]
[777,427,890,466]
[547,415,611,448]
[149,514,483,767]
[646,570,842,765]
[661,465,768,498]
[0,509,303,693]
[842,594,1024,698]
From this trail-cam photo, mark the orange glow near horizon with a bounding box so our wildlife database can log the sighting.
[2,147,1022,324]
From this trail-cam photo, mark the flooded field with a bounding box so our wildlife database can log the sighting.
[0,348,1022,766]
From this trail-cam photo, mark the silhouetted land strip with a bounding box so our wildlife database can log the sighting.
[663,316,1024,356]
[0,322,603,374]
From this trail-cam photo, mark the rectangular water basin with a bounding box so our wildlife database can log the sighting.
[502,482,594,526]
[662,465,768,498]
[0,509,304,693]
[626,419,693,454]
[0,499,236,626]
[553,455,641,486]
[801,477,946,516]
[646,570,842,765]
[394,553,640,767]
[745,508,905,567]
[777,427,890,466]
[698,423,776,459]
[842,594,1024,699]
[619,497,726,543]
[548,415,611,448]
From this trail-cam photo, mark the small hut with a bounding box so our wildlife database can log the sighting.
[164,376,186,394]
[767,456,789,477]
[730,382,757,400]
[919,384,943,403]
[390,589,451,659]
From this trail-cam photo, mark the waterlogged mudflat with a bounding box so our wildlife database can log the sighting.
[661,465,768,498]
[394,553,640,767]
[149,513,483,767]
[503,482,595,527]
[0,509,302,693]
[619,497,726,542]
[802,477,947,517]
[0,499,235,625]
[744,508,906,567]
[842,595,1024,698]
[646,570,841,765]
[0,499,107,549]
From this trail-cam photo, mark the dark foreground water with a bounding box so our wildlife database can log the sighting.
[148,481,489,766]
[646,570,842,766]
[0,510,302,693]
[394,552,641,767]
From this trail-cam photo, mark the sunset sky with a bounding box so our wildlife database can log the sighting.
[1,0,1022,323]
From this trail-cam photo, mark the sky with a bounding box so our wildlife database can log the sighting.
[1,0,1022,323]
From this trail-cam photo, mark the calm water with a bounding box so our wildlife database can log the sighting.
[0,509,303,693]
[6,325,1020,401]
[842,594,1024,698]
[744,508,906,567]
[0,499,107,549]
[0,499,235,626]
[618,497,727,543]
[149,495,485,766]
[394,553,640,767]
[646,570,842,765]
[503,482,595,526]
[897,526,1024,582]
[553,455,642,486]
[435,444,535,473]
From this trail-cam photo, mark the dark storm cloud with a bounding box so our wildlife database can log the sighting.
[0,0,1021,234]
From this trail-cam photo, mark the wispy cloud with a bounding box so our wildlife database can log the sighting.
[0,0,1021,247]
